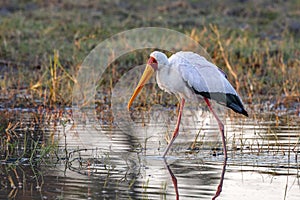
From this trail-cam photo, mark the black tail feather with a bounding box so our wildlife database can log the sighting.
[194,90,248,117]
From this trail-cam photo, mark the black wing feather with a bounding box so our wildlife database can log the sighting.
[192,88,248,117]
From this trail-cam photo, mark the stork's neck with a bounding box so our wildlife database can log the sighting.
[158,61,170,71]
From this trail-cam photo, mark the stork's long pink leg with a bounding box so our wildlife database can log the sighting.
[204,98,227,159]
[163,98,185,158]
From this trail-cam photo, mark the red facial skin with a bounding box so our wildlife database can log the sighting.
[147,56,158,71]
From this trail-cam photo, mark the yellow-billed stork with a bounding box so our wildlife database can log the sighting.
[127,51,248,159]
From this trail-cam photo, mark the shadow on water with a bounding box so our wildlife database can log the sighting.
[0,102,299,200]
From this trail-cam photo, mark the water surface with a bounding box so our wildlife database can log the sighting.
[0,104,299,200]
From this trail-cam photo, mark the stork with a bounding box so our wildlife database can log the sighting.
[127,51,248,159]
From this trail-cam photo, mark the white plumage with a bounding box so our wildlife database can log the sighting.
[152,51,247,116]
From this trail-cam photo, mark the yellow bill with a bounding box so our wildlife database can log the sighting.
[127,64,155,110]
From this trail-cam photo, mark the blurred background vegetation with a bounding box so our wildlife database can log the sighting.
[0,0,299,108]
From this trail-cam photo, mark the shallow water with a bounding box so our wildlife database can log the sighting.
[0,104,299,200]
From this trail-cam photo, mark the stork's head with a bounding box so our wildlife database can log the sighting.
[149,51,169,69]
[127,51,168,110]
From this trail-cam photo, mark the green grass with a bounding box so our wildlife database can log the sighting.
[0,0,299,108]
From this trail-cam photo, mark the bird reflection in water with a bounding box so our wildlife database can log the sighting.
[163,158,227,200]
